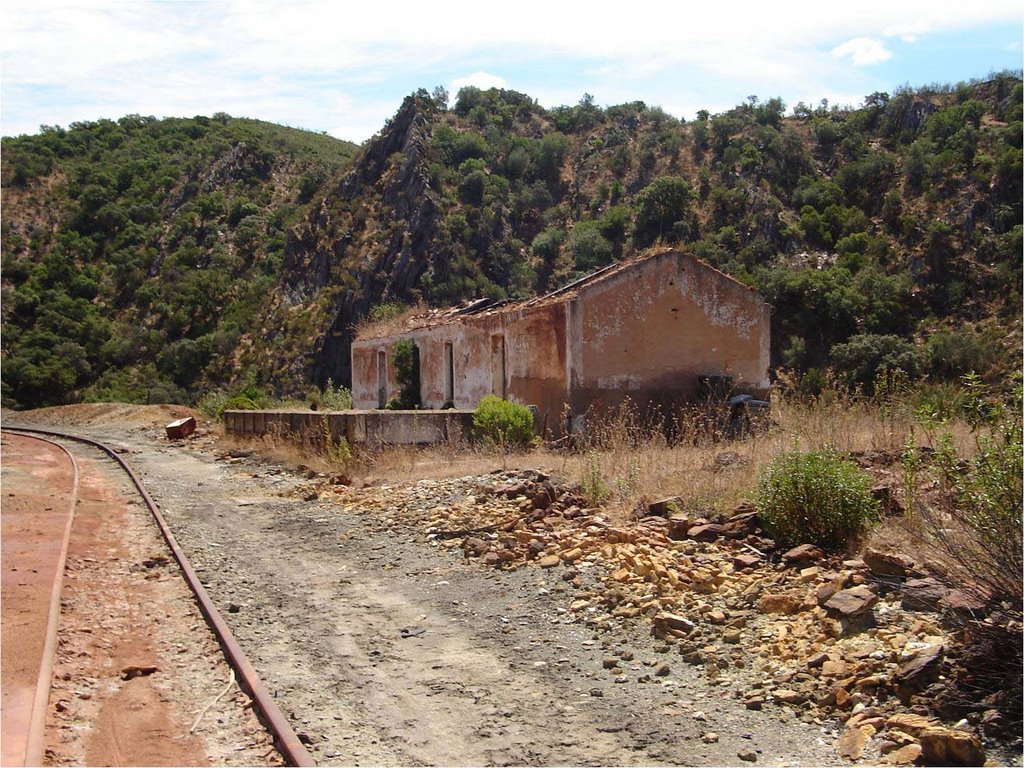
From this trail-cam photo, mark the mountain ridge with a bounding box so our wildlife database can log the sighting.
[2,76,1021,408]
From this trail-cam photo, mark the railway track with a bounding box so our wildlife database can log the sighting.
[1,427,314,767]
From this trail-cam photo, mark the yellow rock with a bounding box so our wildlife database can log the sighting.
[562,547,584,563]
[885,713,938,735]
[882,744,922,765]
[837,726,870,759]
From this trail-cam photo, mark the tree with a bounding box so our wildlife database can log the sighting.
[633,176,695,247]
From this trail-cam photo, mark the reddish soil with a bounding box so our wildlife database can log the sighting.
[2,430,279,767]
[1,434,74,766]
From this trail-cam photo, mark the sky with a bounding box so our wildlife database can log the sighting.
[2,0,1021,143]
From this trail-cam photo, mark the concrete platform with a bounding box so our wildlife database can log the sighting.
[222,409,475,447]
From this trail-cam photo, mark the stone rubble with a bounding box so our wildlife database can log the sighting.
[307,467,1002,765]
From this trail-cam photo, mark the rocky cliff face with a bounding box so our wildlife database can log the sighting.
[272,95,441,389]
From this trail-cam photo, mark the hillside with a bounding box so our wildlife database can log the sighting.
[1,115,358,408]
[2,76,1021,408]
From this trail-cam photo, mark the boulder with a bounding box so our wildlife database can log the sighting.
[782,543,825,564]
[837,726,871,760]
[863,548,915,578]
[896,643,943,690]
[885,712,939,735]
[687,523,724,542]
[824,585,878,618]
[918,727,985,766]
[900,577,949,611]
[882,744,922,765]
[941,587,988,614]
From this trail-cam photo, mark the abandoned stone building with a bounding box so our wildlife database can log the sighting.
[350,249,771,436]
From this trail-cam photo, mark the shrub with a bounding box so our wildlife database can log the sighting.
[909,380,1022,732]
[386,339,420,409]
[472,395,534,449]
[756,449,879,550]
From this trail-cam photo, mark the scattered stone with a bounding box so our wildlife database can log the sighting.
[561,547,584,563]
[602,657,619,669]
[824,585,878,618]
[463,537,489,557]
[821,660,847,677]
[881,743,922,765]
[737,748,758,762]
[687,523,724,542]
[527,539,546,558]
[900,577,949,611]
[941,588,988,614]
[798,565,821,582]
[837,726,870,760]
[701,732,719,744]
[806,651,829,669]
[863,548,915,578]
[744,696,765,711]
[733,553,761,570]
[896,643,943,691]
[757,592,803,615]
[538,555,561,569]
[654,663,671,677]
[884,712,938,735]
[782,544,825,565]
[653,612,696,635]
[772,689,806,705]
[918,727,985,766]
[817,575,847,605]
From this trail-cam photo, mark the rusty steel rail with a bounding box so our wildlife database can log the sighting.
[2,427,315,767]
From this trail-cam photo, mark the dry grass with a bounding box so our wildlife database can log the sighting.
[219,385,978,530]
[353,303,431,340]
[215,382,984,531]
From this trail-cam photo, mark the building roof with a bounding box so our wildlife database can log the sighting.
[354,248,760,341]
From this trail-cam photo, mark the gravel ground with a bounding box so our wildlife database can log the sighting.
[5,415,852,768]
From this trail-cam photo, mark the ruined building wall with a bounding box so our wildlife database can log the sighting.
[567,251,770,415]
[350,302,568,428]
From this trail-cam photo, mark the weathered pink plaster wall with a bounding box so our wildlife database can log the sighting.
[352,250,770,436]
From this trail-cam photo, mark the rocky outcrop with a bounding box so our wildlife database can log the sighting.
[272,94,442,389]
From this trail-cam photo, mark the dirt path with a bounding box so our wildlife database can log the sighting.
[6,418,847,767]
[1,433,75,767]
[2,430,282,767]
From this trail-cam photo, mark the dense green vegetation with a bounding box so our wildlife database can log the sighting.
[2,73,1020,408]
[1,114,357,408]
[472,395,536,449]
[756,449,880,549]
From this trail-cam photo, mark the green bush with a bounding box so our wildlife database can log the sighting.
[756,449,879,550]
[472,395,535,449]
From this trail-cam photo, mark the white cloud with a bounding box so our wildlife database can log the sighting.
[831,37,894,66]
[1,0,1021,140]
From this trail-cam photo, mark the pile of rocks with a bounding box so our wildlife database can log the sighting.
[325,468,996,765]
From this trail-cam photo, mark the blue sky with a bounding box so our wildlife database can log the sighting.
[2,0,1021,142]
